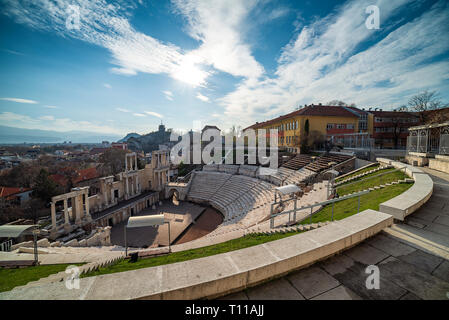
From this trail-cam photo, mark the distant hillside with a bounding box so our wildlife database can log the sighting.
[118,132,141,143]
[0,125,121,144]
[126,125,172,152]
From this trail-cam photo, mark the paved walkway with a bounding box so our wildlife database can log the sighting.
[220,167,449,300]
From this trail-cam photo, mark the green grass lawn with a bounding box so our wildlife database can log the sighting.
[0,263,82,293]
[336,169,407,196]
[335,163,380,183]
[300,183,413,224]
[83,231,304,278]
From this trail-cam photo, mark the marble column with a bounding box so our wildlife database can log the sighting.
[63,198,69,226]
[126,177,129,198]
[51,202,57,231]
[74,195,82,224]
[85,192,91,221]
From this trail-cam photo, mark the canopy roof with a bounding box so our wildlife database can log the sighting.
[325,169,340,176]
[275,184,302,195]
[0,225,38,238]
[127,215,165,228]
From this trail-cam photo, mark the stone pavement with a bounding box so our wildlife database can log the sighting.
[220,167,449,300]
[220,232,449,300]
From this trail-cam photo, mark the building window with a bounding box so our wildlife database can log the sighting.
[336,124,346,129]
[326,123,334,130]
[347,124,354,129]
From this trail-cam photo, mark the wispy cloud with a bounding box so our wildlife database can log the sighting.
[116,107,131,113]
[145,111,163,118]
[44,105,59,109]
[132,113,146,117]
[196,93,210,102]
[173,0,264,81]
[1,0,208,87]
[163,90,174,101]
[0,97,38,104]
[0,48,25,56]
[219,0,449,128]
[0,111,121,134]
[39,115,55,121]
[103,83,112,89]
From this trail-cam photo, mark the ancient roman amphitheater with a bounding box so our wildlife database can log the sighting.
[1,152,448,300]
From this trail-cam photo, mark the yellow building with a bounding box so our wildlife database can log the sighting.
[244,104,369,152]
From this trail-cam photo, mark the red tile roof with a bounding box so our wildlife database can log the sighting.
[73,167,99,184]
[244,105,359,130]
[49,167,99,186]
[0,186,32,199]
[370,110,418,118]
[49,174,69,187]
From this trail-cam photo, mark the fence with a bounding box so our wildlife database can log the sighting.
[269,190,370,228]
[0,239,13,252]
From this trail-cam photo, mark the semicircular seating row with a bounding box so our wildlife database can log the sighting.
[186,164,317,226]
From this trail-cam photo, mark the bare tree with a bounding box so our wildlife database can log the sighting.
[408,90,448,122]
[327,100,357,107]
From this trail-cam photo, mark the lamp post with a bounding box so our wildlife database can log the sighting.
[327,161,338,199]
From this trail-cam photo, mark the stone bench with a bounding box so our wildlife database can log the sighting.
[377,158,433,221]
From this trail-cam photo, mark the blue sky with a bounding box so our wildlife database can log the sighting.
[0,0,448,137]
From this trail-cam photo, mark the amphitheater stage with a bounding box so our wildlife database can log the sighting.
[110,200,221,248]
[174,208,223,245]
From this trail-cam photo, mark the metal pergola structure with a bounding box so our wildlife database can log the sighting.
[406,121,449,155]
[0,224,40,264]
[124,214,171,256]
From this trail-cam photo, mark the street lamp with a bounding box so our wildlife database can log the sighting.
[327,161,338,198]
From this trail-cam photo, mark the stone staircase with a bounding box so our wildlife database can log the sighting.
[337,178,414,197]
[335,164,393,186]
[248,221,332,235]
[11,252,125,291]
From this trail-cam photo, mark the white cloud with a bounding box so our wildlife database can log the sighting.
[116,107,131,113]
[132,113,146,117]
[196,93,210,102]
[0,97,38,104]
[0,111,121,134]
[44,105,59,109]
[2,0,207,87]
[172,0,264,80]
[103,83,112,89]
[145,111,163,118]
[39,115,55,121]
[218,0,449,128]
[163,90,174,101]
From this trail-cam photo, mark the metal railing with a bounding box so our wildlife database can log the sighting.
[335,166,407,192]
[269,190,370,228]
[0,239,13,252]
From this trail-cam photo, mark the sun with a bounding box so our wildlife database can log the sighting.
[171,55,208,87]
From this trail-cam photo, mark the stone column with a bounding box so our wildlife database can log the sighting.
[85,191,91,221]
[136,175,140,193]
[126,176,129,198]
[103,185,108,206]
[125,155,128,172]
[74,195,82,225]
[63,198,70,227]
[111,189,115,204]
[135,156,138,171]
[51,202,57,231]
[131,177,134,195]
